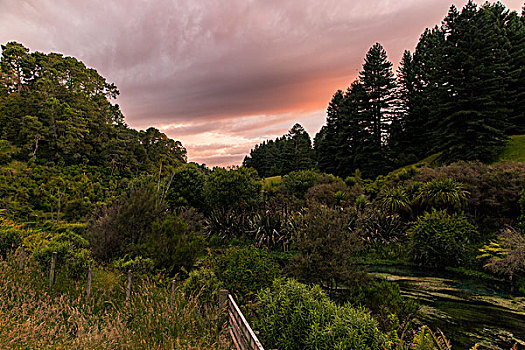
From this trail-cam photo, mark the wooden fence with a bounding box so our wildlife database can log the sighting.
[219,290,265,350]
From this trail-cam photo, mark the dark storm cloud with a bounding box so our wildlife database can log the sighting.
[1,0,523,165]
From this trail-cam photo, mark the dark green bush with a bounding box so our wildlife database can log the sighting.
[0,226,22,258]
[203,167,261,212]
[182,267,223,306]
[146,216,203,274]
[166,163,206,211]
[254,278,386,350]
[342,278,419,332]
[289,204,363,286]
[33,231,91,278]
[408,210,478,268]
[205,245,281,299]
[111,255,155,277]
[282,170,338,199]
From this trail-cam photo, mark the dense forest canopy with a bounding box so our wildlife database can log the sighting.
[244,1,525,179]
[0,42,187,221]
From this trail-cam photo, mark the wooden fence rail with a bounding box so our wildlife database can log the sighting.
[219,290,265,350]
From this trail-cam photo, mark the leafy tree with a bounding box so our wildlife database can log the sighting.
[166,163,206,211]
[203,167,261,212]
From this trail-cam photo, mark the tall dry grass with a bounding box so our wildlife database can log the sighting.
[0,250,231,349]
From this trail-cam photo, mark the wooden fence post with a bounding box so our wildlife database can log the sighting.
[87,261,93,298]
[126,270,132,302]
[49,252,57,288]
[219,289,228,309]
[19,245,25,271]
[170,279,176,310]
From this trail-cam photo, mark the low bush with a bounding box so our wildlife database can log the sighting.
[33,231,91,279]
[341,277,419,332]
[408,210,478,268]
[282,170,339,199]
[182,267,223,306]
[205,245,281,299]
[254,278,386,350]
[0,226,22,258]
[146,216,204,274]
[111,255,155,277]
[289,204,363,287]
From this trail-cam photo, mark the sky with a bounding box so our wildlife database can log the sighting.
[1,0,523,166]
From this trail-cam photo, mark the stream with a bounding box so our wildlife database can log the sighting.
[367,265,525,350]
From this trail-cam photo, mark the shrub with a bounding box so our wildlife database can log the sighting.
[415,162,525,231]
[341,277,419,332]
[205,246,281,299]
[305,181,362,207]
[408,210,478,268]
[87,181,166,262]
[166,163,206,211]
[356,207,404,245]
[282,170,338,199]
[416,178,469,213]
[112,255,155,277]
[146,216,204,274]
[478,226,525,289]
[254,278,386,350]
[0,226,22,258]
[289,204,363,287]
[182,267,223,306]
[33,231,91,278]
[203,167,261,212]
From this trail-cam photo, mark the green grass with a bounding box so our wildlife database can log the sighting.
[264,175,282,185]
[498,135,525,163]
[0,253,231,349]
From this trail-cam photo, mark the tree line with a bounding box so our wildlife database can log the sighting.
[0,42,186,175]
[245,1,525,179]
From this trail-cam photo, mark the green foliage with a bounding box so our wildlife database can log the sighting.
[146,216,204,274]
[205,246,281,299]
[377,187,412,214]
[244,123,315,177]
[0,225,22,257]
[341,277,419,333]
[182,267,223,306]
[33,231,91,278]
[87,181,165,262]
[414,162,525,231]
[166,163,206,210]
[416,178,469,212]
[356,207,404,245]
[408,210,478,268]
[478,226,525,285]
[203,167,261,211]
[282,169,338,199]
[111,255,155,276]
[254,278,386,350]
[289,204,363,286]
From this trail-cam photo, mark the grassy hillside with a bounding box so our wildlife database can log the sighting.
[499,135,525,163]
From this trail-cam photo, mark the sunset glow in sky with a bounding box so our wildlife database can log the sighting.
[1,0,523,166]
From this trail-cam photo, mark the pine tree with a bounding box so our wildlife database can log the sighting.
[438,1,510,162]
[504,7,525,134]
